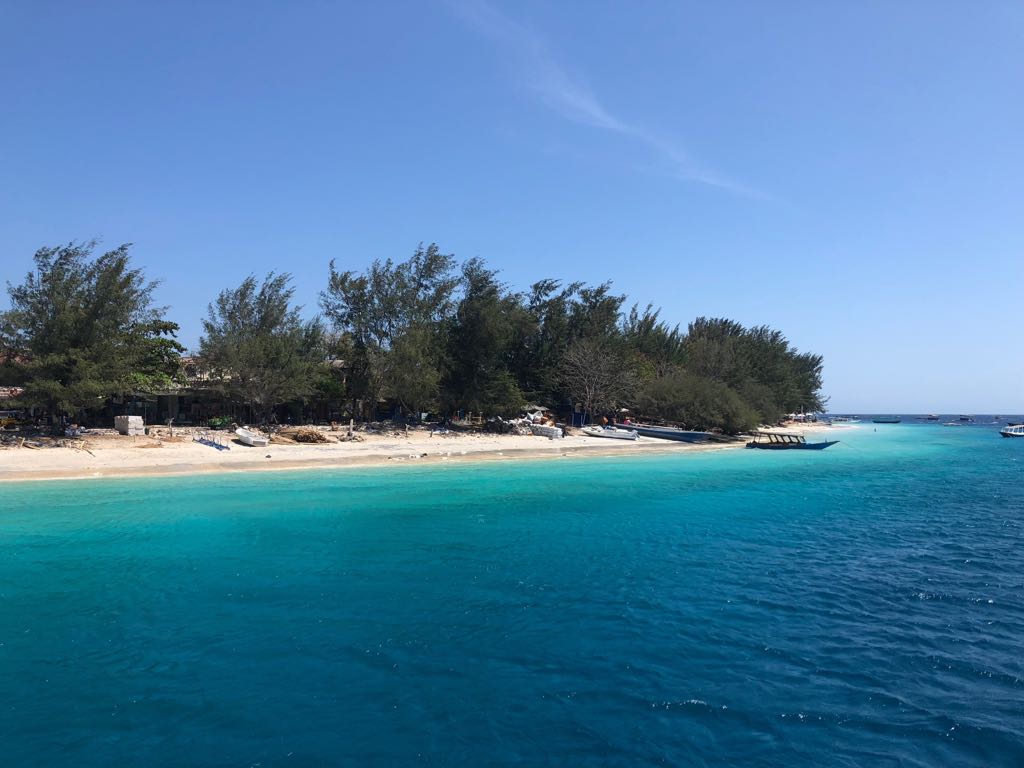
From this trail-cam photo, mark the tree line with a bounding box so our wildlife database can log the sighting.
[0,241,825,432]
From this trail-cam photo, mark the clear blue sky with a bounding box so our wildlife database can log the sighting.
[2,1,1022,413]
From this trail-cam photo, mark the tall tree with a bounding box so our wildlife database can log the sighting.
[443,259,525,415]
[321,243,457,418]
[199,273,323,422]
[560,337,635,424]
[0,241,183,418]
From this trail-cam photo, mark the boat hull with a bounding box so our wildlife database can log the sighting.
[629,425,711,443]
[581,426,638,441]
[235,428,270,447]
[746,440,838,450]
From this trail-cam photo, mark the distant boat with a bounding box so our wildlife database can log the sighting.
[918,414,940,421]
[1000,425,1024,438]
[628,424,711,443]
[235,426,270,447]
[746,432,838,450]
[872,417,901,424]
[959,415,974,423]
[831,416,861,424]
[581,425,638,441]
[942,421,964,427]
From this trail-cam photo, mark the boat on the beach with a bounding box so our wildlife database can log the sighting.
[627,424,711,442]
[1000,425,1024,438]
[581,425,638,441]
[235,427,270,447]
[872,417,901,424]
[746,432,838,450]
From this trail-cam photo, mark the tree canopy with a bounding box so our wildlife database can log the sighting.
[199,273,323,421]
[2,240,827,433]
[0,241,183,415]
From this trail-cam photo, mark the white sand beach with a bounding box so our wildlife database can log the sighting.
[0,422,847,483]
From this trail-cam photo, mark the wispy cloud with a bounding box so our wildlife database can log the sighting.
[447,0,768,199]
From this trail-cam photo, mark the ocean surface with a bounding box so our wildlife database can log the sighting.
[2,420,1023,766]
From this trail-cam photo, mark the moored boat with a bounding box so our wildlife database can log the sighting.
[628,424,711,443]
[746,432,838,450]
[235,426,270,447]
[830,416,861,424]
[581,425,638,441]
[1000,425,1024,438]
[872,416,901,424]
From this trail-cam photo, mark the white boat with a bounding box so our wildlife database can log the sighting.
[1000,425,1024,438]
[581,425,638,441]
[235,427,270,447]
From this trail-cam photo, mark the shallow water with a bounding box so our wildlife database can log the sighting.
[2,424,1023,766]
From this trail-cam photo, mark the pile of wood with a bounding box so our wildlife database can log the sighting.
[276,427,332,444]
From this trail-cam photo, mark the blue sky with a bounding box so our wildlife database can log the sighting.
[2,1,1022,412]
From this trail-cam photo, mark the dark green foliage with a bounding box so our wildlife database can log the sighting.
[3,239,826,433]
[635,369,761,432]
[199,273,323,421]
[0,242,183,415]
[321,244,457,418]
[442,259,525,416]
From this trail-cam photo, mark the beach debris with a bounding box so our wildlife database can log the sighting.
[528,423,563,439]
[194,433,230,451]
[114,415,145,436]
[277,427,331,443]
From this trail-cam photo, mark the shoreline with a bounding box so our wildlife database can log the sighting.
[0,422,846,484]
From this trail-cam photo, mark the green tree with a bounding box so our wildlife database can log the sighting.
[635,369,760,433]
[321,243,457,418]
[0,241,183,419]
[442,259,525,416]
[199,273,323,422]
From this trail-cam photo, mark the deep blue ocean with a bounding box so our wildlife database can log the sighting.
[2,421,1023,766]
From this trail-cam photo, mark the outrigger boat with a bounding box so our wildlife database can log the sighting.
[581,425,638,441]
[872,416,901,424]
[746,432,838,450]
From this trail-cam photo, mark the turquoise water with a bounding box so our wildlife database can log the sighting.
[2,424,1023,766]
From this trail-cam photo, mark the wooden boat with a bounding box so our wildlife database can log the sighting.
[235,427,270,447]
[581,425,638,441]
[746,432,838,450]
[628,424,711,443]
[872,417,901,424]
[1000,425,1024,438]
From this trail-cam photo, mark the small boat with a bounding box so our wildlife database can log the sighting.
[942,421,964,427]
[746,432,838,450]
[235,426,270,447]
[924,414,940,421]
[628,424,711,442]
[830,416,861,424]
[581,425,638,441]
[872,417,901,424]
[959,415,974,423]
[1000,425,1024,438]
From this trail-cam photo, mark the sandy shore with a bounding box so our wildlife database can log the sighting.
[0,422,846,483]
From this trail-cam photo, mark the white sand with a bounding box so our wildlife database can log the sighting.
[0,422,845,483]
